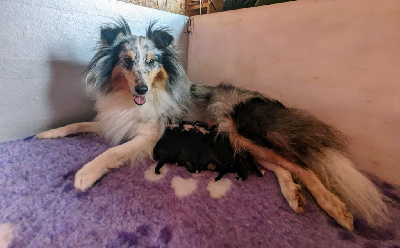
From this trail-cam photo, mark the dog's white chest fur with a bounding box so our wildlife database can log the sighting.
[95,90,161,145]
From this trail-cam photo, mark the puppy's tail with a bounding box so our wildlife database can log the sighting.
[309,148,389,227]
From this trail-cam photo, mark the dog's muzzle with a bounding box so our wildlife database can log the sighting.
[133,85,148,105]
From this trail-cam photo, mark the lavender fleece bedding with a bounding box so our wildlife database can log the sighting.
[0,134,399,247]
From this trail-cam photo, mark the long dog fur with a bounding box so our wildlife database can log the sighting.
[37,18,388,230]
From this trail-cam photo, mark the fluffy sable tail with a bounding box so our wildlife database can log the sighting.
[309,149,389,227]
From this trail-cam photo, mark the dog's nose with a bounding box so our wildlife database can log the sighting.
[135,85,148,95]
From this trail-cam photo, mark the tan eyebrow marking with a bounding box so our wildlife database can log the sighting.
[146,53,154,62]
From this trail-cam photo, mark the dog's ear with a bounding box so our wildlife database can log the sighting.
[101,27,123,46]
[147,22,174,49]
[100,18,131,46]
[150,30,174,49]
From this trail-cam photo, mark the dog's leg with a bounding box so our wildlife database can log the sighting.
[184,162,197,173]
[236,167,249,181]
[220,116,353,230]
[258,154,354,231]
[74,132,158,191]
[214,172,225,181]
[155,160,165,174]
[252,164,264,177]
[258,161,305,213]
[36,122,100,139]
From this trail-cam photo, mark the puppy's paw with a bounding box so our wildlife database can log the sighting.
[36,128,67,139]
[74,167,101,191]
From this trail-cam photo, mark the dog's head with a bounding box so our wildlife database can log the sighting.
[87,18,178,106]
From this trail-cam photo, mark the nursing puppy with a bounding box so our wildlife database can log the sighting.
[37,18,388,231]
[153,122,264,180]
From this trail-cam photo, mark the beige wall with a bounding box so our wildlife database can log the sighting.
[187,0,400,185]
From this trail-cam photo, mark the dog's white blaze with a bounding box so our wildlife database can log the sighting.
[144,163,169,181]
[136,39,149,80]
[207,178,232,199]
[0,223,13,248]
[171,176,197,197]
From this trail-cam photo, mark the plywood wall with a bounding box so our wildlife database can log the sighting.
[119,0,225,16]
[119,0,186,14]
[187,0,400,185]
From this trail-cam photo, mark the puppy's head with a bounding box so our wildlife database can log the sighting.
[87,19,174,106]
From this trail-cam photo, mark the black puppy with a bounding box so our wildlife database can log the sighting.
[153,122,218,174]
[153,122,264,180]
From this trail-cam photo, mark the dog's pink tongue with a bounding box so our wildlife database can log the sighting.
[134,95,146,105]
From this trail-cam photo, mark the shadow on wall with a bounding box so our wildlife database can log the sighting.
[175,26,189,71]
[46,59,96,129]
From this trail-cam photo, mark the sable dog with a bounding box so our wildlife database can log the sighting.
[37,18,388,231]
[153,122,264,180]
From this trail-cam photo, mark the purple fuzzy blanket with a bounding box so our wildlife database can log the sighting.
[0,134,399,247]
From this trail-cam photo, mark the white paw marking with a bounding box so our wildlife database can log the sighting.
[145,164,169,182]
[74,167,102,191]
[281,182,305,213]
[171,176,197,197]
[0,223,13,248]
[207,178,232,198]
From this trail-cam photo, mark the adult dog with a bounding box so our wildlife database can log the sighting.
[37,18,388,231]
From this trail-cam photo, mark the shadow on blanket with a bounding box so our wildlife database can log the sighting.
[0,134,399,247]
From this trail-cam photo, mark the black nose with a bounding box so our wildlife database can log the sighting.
[135,85,148,95]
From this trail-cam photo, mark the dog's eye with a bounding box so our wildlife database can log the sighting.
[148,59,156,65]
[124,57,133,67]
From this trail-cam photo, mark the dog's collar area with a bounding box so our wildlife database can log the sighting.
[133,94,146,105]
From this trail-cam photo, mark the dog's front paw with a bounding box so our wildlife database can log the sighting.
[36,128,67,139]
[74,167,101,191]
